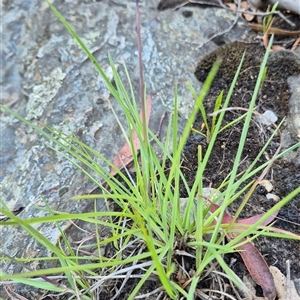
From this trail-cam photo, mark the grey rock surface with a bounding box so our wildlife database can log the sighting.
[0,0,249,295]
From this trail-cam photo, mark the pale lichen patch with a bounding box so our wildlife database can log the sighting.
[26,67,66,120]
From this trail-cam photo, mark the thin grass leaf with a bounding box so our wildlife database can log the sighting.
[0,273,67,292]
[211,90,223,137]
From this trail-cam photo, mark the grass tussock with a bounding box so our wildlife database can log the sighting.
[0,2,299,300]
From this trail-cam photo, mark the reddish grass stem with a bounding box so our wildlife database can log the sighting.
[135,0,147,143]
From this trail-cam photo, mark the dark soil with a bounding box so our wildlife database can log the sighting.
[183,41,300,298]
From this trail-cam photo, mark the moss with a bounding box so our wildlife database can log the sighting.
[194,41,264,84]
[194,41,300,85]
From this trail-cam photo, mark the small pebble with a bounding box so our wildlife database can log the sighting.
[258,110,278,126]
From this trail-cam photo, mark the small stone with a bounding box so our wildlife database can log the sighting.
[258,110,278,126]
[259,180,273,192]
[266,193,280,202]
